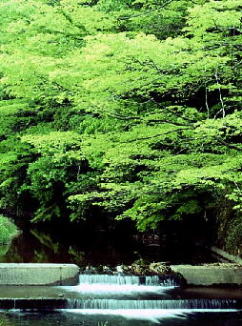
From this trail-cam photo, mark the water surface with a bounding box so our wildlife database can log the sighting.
[0,310,242,326]
[0,224,217,266]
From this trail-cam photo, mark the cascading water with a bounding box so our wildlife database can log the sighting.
[78,274,177,286]
[66,298,238,310]
[1,273,242,325]
[59,273,242,324]
[62,274,177,299]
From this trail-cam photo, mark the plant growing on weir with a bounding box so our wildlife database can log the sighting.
[0,315,11,326]
[97,322,109,326]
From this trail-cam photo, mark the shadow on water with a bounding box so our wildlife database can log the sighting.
[0,225,139,265]
[0,221,217,266]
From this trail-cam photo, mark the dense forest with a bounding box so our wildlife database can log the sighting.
[0,0,241,254]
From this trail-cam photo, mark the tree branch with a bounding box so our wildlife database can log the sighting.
[205,86,210,118]
[120,127,190,143]
[59,9,87,33]
[109,113,192,127]
[118,0,174,21]
[214,69,226,118]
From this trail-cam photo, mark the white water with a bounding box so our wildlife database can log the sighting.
[62,284,175,296]
[78,274,175,286]
[61,309,239,323]
[59,273,240,322]
[61,274,177,297]
[66,298,237,310]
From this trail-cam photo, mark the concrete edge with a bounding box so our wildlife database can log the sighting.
[209,246,242,265]
[0,264,80,286]
[171,264,242,286]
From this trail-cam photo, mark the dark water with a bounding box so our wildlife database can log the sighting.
[0,223,239,326]
[0,310,242,326]
[0,224,217,266]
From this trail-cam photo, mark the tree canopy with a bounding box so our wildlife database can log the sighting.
[0,0,241,251]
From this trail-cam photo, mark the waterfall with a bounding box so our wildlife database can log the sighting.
[59,272,242,321]
[61,273,177,298]
[66,298,238,310]
[1,272,240,325]
[61,308,241,324]
[78,274,177,286]
[61,283,174,298]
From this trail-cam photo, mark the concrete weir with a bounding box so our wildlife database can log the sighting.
[171,265,242,286]
[0,263,241,287]
[0,263,79,286]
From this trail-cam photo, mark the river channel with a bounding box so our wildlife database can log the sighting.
[0,224,241,326]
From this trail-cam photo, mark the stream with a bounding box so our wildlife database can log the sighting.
[0,224,241,325]
[0,274,242,325]
[0,224,217,266]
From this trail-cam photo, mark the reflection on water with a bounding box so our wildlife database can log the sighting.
[0,225,240,326]
[0,226,139,265]
[0,310,242,326]
[0,243,11,257]
[0,224,217,266]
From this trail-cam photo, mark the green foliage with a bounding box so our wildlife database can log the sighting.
[0,137,37,214]
[0,215,18,244]
[226,218,242,256]
[20,131,87,221]
[97,0,205,39]
[0,0,241,248]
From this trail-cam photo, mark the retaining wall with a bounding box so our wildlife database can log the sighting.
[0,263,79,285]
[171,264,242,286]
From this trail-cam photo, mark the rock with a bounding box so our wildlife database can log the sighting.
[121,265,133,275]
[102,266,113,274]
[84,265,97,274]
[116,265,124,273]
